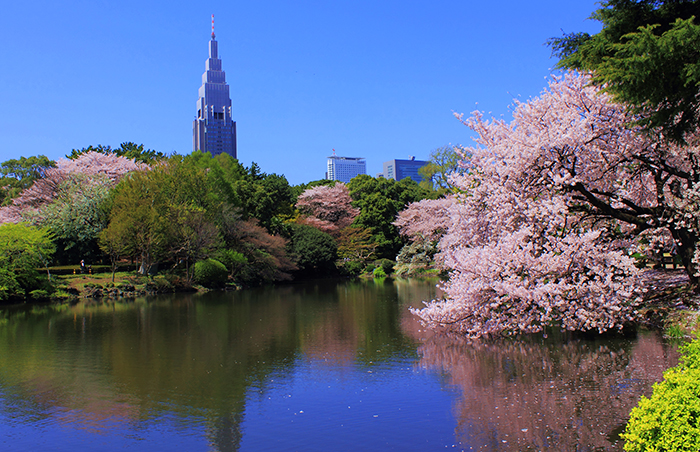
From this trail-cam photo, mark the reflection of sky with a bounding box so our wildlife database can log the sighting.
[0,407,210,452]
[239,358,460,451]
[0,355,461,452]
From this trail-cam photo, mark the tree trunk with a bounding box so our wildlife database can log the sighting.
[670,228,699,289]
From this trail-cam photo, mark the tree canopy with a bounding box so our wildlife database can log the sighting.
[412,72,700,337]
[0,155,55,206]
[67,142,168,164]
[418,145,467,192]
[549,0,700,142]
[347,175,432,259]
[0,223,55,300]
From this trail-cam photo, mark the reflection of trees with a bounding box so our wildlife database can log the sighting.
[0,279,429,451]
[414,331,679,451]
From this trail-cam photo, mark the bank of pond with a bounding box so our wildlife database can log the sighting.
[0,277,694,451]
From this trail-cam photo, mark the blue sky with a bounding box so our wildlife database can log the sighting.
[0,1,601,185]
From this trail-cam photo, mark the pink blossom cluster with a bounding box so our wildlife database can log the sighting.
[0,151,145,224]
[411,72,655,337]
[295,183,359,236]
[393,196,453,244]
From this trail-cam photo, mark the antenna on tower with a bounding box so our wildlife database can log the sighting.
[211,14,215,39]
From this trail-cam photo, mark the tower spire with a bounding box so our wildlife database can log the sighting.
[211,14,215,39]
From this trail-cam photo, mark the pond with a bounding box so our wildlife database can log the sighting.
[0,278,679,451]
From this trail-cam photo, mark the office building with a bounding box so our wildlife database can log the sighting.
[382,157,429,184]
[326,155,366,183]
[193,16,237,158]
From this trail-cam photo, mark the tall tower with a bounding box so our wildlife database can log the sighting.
[193,15,237,158]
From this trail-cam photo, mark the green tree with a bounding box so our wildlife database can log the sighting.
[287,224,338,276]
[103,157,220,275]
[26,173,112,264]
[98,220,130,282]
[0,223,55,300]
[0,155,56,205]
[418,145,467,192]
[348,175,431,259]
[166,203,221,283]
[549,0,700,142]
[67,142,167,164]
[184,152,295,234]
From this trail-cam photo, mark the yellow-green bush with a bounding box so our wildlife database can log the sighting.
[622,337,700,451]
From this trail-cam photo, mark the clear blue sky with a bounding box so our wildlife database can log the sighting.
[0,0,600,185]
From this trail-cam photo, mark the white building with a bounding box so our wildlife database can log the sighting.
[326,155,366,183]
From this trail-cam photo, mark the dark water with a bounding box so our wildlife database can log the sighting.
[0,278,679,451]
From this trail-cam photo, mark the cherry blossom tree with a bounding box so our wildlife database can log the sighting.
[0,151,145,224]
[393,196,454,244]
[295,183,359,236]
[412,71,700,337]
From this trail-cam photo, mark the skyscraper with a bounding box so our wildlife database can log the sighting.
[193,16,237,158]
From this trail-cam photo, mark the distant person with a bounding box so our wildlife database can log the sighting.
[80,259,85,274]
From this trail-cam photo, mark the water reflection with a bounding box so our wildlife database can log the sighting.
[0,279,679,451]
[413,330,678,451]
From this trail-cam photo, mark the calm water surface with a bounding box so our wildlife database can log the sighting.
[0,278,679,451]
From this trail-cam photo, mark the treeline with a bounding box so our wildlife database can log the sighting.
[0,146,436,300]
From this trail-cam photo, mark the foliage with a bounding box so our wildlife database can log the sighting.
[185,152,296,234]
[0,151,144,224]
[622,336,700,451]
[418,145,467,192]
[215,249,248,280]
[193,258,228,288]
[372,267,387,278]
[336,226,377,261]
[98,220,130,282]
[26,173,112,264]
[376,258,394,275]
[348,175,432,259]
[103,156,219,275]
[287,224,337,276]
[413,73,665,337]
[394,241,437,277]
[339,260,365,276]
[219,211,296,286]
[550,0,700,142]
[67,142,167,164]
[0,155,56,205]
[0,223,55,300]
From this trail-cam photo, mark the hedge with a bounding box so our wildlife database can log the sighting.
[622,337,700,451]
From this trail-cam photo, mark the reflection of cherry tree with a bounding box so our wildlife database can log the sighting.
[414,331,678,451]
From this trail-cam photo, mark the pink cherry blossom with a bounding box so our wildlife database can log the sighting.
[0,151,146,224]
[296,183,359,236]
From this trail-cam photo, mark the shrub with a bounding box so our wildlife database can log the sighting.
[377,258,394,275]
[288,224,337,275]
[373,267,387,278]
[193,259,228,288]
[622,337,700,451]
[340,260,364,276]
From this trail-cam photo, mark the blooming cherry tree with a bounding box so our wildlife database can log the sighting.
[412,72,700,337]
[0,151,145,224]
[393,196,454,244]
[295,183,359,236]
